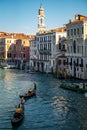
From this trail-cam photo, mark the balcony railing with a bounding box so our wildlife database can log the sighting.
[39,49,51,55]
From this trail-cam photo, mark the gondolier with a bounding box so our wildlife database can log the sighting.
[21,97,25,105]
[34,81,37,90]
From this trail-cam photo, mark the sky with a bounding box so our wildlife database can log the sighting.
[0,0,87,35]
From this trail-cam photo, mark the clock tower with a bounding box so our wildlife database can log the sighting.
[38,4,45,33]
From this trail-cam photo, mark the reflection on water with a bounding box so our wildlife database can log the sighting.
[52,96,70,113]
[84,92,87,97]
[0,69,87,130]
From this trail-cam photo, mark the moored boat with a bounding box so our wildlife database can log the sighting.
[60,83,87,93]
[1,64,9,69]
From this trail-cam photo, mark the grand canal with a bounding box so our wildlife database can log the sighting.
[0,69,87,130]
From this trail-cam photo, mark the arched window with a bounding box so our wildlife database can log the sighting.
[59,43,61,50]
[73,40,76,53]
[41,18,43,24]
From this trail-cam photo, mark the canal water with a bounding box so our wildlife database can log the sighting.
[0,69,87,130]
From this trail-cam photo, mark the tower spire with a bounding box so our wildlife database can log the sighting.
[40,0,42,8]
[40,2,42,8]
[38,4,45,33]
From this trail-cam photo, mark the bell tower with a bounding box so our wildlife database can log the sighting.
[38,4,45,33]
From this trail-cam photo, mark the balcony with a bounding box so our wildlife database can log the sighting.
[39,49,51,55]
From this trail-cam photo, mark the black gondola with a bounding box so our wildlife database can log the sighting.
[11,105,24,126]
[19,88,36,99]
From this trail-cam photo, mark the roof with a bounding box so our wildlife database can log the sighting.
[0,32,35,40]
[67,14,87,24]
[37,27,66,35]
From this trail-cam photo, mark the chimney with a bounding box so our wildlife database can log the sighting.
[69,19,71,23]
[75,14,80,20]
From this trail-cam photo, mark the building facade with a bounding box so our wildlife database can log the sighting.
[54,36,67,79]
[30,4,66,73]
[66,14,87,79]
[30,37,37,71]
[15,39,30,69]
[0,32,35,69]
[0,37,16,65]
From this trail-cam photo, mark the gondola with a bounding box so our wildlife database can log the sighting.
[11,105,24,126]
[19,89,36,99]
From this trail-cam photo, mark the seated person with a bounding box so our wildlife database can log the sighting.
[28,89,32,94]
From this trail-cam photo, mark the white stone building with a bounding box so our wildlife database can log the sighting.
[66,14,87,79]
[0,37,16,64]
[30,37,37,71]
[30,4,66,73]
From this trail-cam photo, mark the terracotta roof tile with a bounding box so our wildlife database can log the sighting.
[0,32,35,39]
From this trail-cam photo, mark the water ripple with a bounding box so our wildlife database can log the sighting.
[0,69,87,129]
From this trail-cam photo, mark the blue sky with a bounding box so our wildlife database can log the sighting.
[0,0,87,34]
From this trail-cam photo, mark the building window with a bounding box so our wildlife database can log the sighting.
[63,60,66,65]
[23,54,25,58]
[48,43,51,50]
[36,37,39,41]
[82,27,84,34]
[44,44,47,50]
[7,53,11,58]
[81,59,83,63]
[58,60,61,65]
[37,44,39,50]
[73,40,76,53]
[59,43,61,50]
[77,28,79,35]
[71,58,72,65]
[44,55,47,60]
[71,29,73,36]
[53,36,55,41]
[62,44,65,50]
[77,58,79,66]
[74,29,76,35]
[34,61,36,67]
[81,68,83,72]
[44,36,47,42]
[67,58,68,64]
[67,30,69,36]
[48,36,51,41]
[40,44,43,50]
